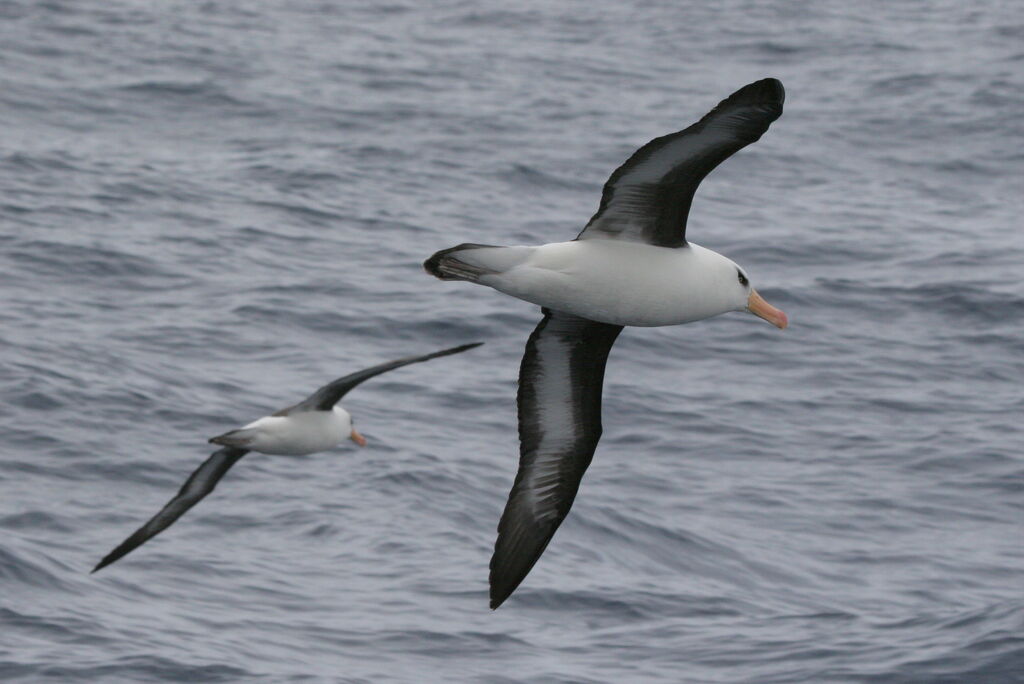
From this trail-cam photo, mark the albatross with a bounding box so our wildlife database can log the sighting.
[92,342,481,573]
[424,78,788,608]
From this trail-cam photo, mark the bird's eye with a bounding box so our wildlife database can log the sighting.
[737,271,749,287]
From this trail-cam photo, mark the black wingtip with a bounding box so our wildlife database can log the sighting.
[488,562,532,611]
[91,522,153,574]
[488,535,546,612]
[489,552,536,609]
[91,552,116,574]
[489,589,510,610]
[91,538,138,574]
[727,77,785,108]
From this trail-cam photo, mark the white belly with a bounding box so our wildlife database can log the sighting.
[481,240,743,327]
[246,409,350,456]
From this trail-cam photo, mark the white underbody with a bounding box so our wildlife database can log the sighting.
[240,406,352,456]
[466,240,747,327]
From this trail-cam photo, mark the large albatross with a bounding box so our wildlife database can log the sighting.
[93,342,481,573]
[424,78,788,608]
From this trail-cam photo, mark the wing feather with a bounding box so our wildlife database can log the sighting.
[92,447,248,572]
[489,310,622,608]
[291,342,482,413]
[577,78,784,247]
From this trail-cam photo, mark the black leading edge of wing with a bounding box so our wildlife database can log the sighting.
[577,77,785,248]
[292,342,483,413]
[489,310,623,609]
[92,447,248,573]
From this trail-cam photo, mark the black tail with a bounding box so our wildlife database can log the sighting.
[424,243,500,282]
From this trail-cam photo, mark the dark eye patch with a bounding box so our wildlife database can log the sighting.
[737,270,749,287]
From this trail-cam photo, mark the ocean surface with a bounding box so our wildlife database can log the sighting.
[1,1,1022,682]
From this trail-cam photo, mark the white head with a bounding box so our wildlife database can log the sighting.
[333,405,367,447]
[732,265,788,328]
[697,247,788,328]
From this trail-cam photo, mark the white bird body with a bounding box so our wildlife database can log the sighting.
[465,240,749,327]
[229,406,354,456]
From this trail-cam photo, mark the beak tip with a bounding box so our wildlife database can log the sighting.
[747,290,788,330]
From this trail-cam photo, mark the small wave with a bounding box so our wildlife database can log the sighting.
[115,79,245,106]
[7,240,187,288]
[0,544,78,593]
[19,657,253,683]
[494,163,593,192]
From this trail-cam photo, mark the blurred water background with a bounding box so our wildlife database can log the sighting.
[1,1,1022,682]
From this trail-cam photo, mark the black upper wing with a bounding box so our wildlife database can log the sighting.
[489,310,623,609]
[291,342,483,413]
[92,447,248,572]
[577,78,784,248]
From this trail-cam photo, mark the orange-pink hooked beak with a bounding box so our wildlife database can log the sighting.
[350,428,367,447]
[747,290,788,329]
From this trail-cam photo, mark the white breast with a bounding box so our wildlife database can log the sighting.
[481,240,745,327]
[245,407,352,456]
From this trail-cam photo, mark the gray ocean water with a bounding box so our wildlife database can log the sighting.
[2,1,1022,682]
